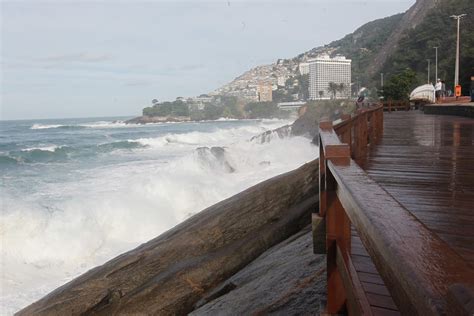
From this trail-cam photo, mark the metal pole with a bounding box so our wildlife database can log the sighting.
[451,14,467,89]
[427,59,431,84]
[381,73,384,88]
[434,46,438,81]
[455,17,460,87]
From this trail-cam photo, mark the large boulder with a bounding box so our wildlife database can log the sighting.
[17,159,319,316]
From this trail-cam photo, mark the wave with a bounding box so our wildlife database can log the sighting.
[1,118,317,313]
[1,142,147,165]
[30,124,86,130]
[97,140,146,152]
[30,121,129,130]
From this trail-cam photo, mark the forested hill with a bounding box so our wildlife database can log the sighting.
[380,0,474,93]
[215,0,473,97]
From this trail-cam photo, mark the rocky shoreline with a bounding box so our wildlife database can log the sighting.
[17,159,320,315]
[125,115,191,124]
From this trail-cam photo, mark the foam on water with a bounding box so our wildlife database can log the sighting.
[0,119,317,315]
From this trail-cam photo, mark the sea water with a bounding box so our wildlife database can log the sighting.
[0,117,317,314]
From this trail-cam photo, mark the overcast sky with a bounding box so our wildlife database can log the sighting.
[1,0,415,120]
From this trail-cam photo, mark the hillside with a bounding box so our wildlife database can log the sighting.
[381,0,474,93]
[213,0,473,99]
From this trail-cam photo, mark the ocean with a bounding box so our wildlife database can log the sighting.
[0,117,317,314]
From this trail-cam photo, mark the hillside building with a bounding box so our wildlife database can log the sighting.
[298,62,310,75]
[309,54,352,100]
[257,83,273,102]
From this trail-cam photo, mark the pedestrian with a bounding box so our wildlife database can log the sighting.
[435,78,442,103]
[441,80,446,99]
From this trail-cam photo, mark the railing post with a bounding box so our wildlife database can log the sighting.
[353,113,368,163]
[324,144,351,314]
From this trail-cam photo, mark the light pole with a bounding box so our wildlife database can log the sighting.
[433,46,439,81]
[427,59,431,84]
[450,14,467,90]
[381,73,384,88]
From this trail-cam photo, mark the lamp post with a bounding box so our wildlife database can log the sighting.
[427,59,431,84]
[450,14,467,91]
[433,46,439,81]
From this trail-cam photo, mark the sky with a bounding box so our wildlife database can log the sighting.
[1,0,415,120]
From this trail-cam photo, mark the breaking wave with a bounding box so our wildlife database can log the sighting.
[1,118,318,314]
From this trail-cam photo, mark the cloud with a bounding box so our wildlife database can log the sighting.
[36,52,113,63]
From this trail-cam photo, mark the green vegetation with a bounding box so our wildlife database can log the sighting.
[323,13,404,88]
[142,96,291,121]
[380,0,473,94]
[244,102,280,119]
[380,69,417,101]
[143,100,189,117]
[327,82,346,99]
[273,74,309,102]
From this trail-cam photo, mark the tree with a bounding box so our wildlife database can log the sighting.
[327,82,339,99]
[152,99,159,105]
[318,91,324,99]
[380,69,418,101]
[244,102,279,119]
[337,83,345,95]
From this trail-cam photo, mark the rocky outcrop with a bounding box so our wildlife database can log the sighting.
[17,159,319,316]
[191,226,326,315]
[125,115,191,124]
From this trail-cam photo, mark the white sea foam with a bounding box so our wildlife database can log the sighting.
[21,145,60,152]
[30,124,63,130]
[1,119,317,315]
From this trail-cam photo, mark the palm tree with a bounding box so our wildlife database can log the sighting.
[337,83,345,97]
[327,82,339,99]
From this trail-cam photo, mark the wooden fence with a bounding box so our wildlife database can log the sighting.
[314,105,474,315]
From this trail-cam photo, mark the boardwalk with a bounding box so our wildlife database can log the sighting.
[317,107,474,315]
[360,111,474,264]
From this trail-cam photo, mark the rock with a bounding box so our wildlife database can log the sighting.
[190,226,326,315]
[250,125,291,144]
[17,159,319,316]
[195,146,235,173]
[125,115,191,124]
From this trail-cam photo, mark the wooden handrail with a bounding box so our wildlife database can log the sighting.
[316,106,474,315]
[327,159,474,315]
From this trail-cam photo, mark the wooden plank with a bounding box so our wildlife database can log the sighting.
[328,159,474,315]
[336,245,373,316]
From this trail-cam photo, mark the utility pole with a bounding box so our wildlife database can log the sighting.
[433,46,439,81]
[451,14,467,89]
[427,59,431,84]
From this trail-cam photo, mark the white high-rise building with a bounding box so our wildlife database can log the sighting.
[309,54,352,100]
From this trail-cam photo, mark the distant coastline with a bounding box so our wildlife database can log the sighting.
[125,115,191,124]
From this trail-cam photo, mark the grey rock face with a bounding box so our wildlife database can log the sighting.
[17,159,319,316]
[191,227,326,316]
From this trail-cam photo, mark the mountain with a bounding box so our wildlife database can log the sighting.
[213,0,473,99]
[381,0,473,93]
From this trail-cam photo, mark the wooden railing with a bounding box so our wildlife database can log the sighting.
[315,106,474,315]
[382,100,411,112]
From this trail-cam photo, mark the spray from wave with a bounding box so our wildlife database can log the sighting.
[0,120,317,314]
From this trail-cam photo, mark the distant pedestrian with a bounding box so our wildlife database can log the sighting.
[441,80,446,99]
[435,79,442,102]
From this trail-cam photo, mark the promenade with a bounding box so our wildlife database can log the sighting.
[318,107,474,315]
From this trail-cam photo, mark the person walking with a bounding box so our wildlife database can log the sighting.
[441,80,446,100]
[435,78,442,103]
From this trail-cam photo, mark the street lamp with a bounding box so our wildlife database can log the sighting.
[450,14,467,91]
[433,46,439,81]
[427,59,431,84]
